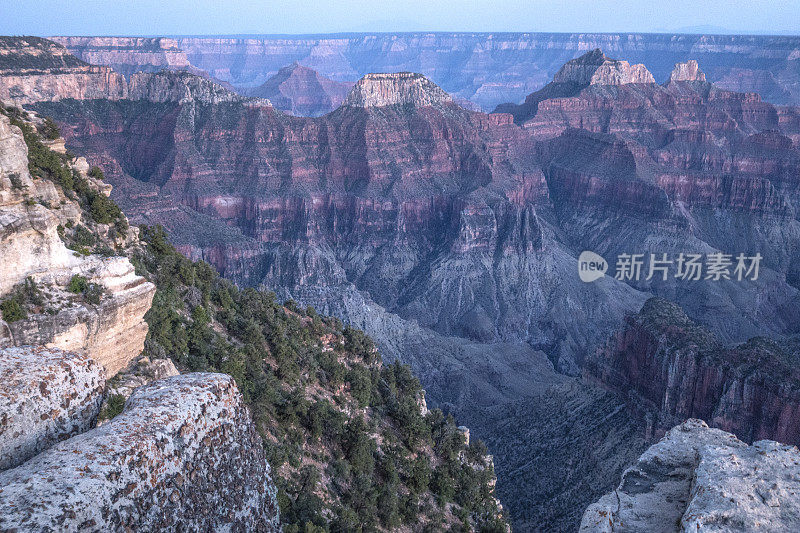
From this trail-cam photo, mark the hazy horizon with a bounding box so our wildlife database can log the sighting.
[1,1,798,37]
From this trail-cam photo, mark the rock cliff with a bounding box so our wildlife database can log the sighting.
[0,36,127,105]
[552,48,655,86]
[0,373,280,532]
[580,419,800,532]
[585,298,800,445]
[0,111,155,375]
[49,36,194,78]
[0,346,105,470]
[669,59,707,83]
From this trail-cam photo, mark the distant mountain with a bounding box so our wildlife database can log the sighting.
[243,62,352,116]
[51,32,800,110]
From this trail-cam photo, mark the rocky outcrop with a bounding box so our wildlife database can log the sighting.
[147,33,800,109]
[0,112,155,375]
[344,72,452,108]
[553,48,655,86]
[0,36,127,105]
[3,256,157,375]
[669,59,707,83]
[585,298,800,445]
[49,36,194,78]
[0,346,105,470]
[246,62,352,116]
[127,70,267,105]
[580,419,800,532]
[0,373,280,532]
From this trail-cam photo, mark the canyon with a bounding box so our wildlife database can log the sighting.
[3,36,800,531]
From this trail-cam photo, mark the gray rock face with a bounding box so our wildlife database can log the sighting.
[580,419,800,533]
[0,373,280,532]
[344,72,452,108]
[0,346,105,471]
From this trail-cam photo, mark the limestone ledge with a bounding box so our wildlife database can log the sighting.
[0,373,281,532]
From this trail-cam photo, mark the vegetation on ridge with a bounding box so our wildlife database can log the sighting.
[131,225,508,532]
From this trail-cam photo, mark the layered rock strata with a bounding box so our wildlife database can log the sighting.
[585,298,800,445]
[0,373,281,532]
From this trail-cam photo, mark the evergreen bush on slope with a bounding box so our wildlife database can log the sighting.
[132,227,508,532]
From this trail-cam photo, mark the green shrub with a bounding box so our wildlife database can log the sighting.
[99,394,126,421]
[39,117,60,140]
[68,274,88,294]
[88,165,105,181]
[90,193,122,224]
[72,225,96,247]
[0,298,26,322]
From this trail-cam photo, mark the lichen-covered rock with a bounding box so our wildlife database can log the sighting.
[580,419,800,532]
[344,72,452,108]
[0,373,280,532]
[0,346,105,471]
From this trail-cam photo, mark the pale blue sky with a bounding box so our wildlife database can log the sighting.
[0,0,798,36]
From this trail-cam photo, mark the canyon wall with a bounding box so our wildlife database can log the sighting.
[0,36,126,105]
[50,32,800,109]
[585,298,800,445]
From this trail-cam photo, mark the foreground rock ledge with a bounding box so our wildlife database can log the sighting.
[580,419,800,532]
[0,346,105,470]
[0,373,280,532]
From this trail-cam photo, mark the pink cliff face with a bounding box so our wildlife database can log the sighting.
[585,298,800,445]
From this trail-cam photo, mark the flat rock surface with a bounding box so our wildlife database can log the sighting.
[0,373,280,532]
